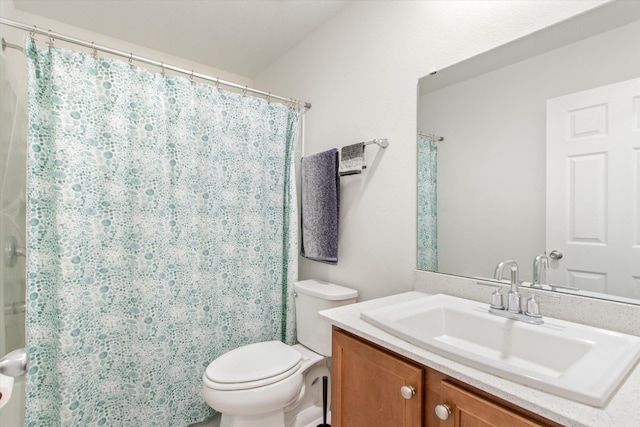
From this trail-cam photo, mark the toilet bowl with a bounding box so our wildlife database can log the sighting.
[202,280,357,427]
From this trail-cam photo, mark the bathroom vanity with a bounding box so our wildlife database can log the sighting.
[321,291,640,427]
[332,328,559,426]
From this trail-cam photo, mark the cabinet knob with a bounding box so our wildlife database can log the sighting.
[400,385,415,399]
[435,404,451,420]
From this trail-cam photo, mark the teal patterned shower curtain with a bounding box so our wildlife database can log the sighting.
[417,135,438,271]
[25,38,299,426]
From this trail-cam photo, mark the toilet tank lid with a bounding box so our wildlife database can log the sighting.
[294,279,358,300]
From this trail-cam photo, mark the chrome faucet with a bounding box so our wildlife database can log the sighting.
[533,253,580,291]
[494,260,521,313]
[532,254,549,288]
[478,259,561,325]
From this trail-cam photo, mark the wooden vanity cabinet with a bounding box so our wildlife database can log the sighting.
[332,327,425,427]
[332,327,562,427]
[436,380,546,427]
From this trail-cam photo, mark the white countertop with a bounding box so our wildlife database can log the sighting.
[319,291,640,427]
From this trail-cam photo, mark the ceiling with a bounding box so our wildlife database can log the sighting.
[12,0,351,78]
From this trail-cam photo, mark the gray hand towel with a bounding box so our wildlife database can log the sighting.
[300,149,339,264]
[339,142,366,176]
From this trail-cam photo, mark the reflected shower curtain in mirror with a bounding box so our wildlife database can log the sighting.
[25,38,299,426]
[417,135,437,271]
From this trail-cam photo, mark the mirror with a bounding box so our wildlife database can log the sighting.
[417,2,640,305]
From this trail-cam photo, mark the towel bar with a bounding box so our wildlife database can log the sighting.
[363,138,389,148]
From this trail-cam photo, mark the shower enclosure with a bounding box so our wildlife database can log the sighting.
[0,47,27,426]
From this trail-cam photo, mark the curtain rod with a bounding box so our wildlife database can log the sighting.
[418,131,444,142]
[0,16,311,110]
[2,36,24,53]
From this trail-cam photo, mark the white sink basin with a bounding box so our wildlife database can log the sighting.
[360,293,640,407]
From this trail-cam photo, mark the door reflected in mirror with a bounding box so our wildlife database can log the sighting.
[417,2,640,305]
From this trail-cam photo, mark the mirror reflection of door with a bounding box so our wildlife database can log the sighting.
[546,78,640,298]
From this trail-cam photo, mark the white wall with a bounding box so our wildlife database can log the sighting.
[254,0,605,301]
[0,0,252,91]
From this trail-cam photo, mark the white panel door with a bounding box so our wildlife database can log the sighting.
[546,78,640,298]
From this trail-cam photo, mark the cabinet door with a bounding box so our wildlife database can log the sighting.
[439,381,544,427]
[332,328,424,427]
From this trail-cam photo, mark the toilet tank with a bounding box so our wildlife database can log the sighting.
[294,279,358,357]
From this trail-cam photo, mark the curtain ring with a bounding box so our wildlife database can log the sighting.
[266,92,271,104]
[242,86,248,96]
[160,62,165,76]
[215,77,220,90]
[129,52,133,66]
[29,25,37,41]
[91,42,98,58]
[190,70,194,82]
[47,29,55,46]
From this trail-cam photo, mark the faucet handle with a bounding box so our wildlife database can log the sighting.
[476,281,504,309]
[490,289,504,310]
[525,291,560,318]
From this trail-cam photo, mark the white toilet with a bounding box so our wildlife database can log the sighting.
[202,279,358,427]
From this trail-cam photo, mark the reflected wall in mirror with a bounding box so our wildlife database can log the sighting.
[417,1,640,305]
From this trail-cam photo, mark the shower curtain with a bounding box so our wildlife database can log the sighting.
[417,135,437,271]
[25,38,299,426]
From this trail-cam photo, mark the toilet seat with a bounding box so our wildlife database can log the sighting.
[204,341,302,391]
